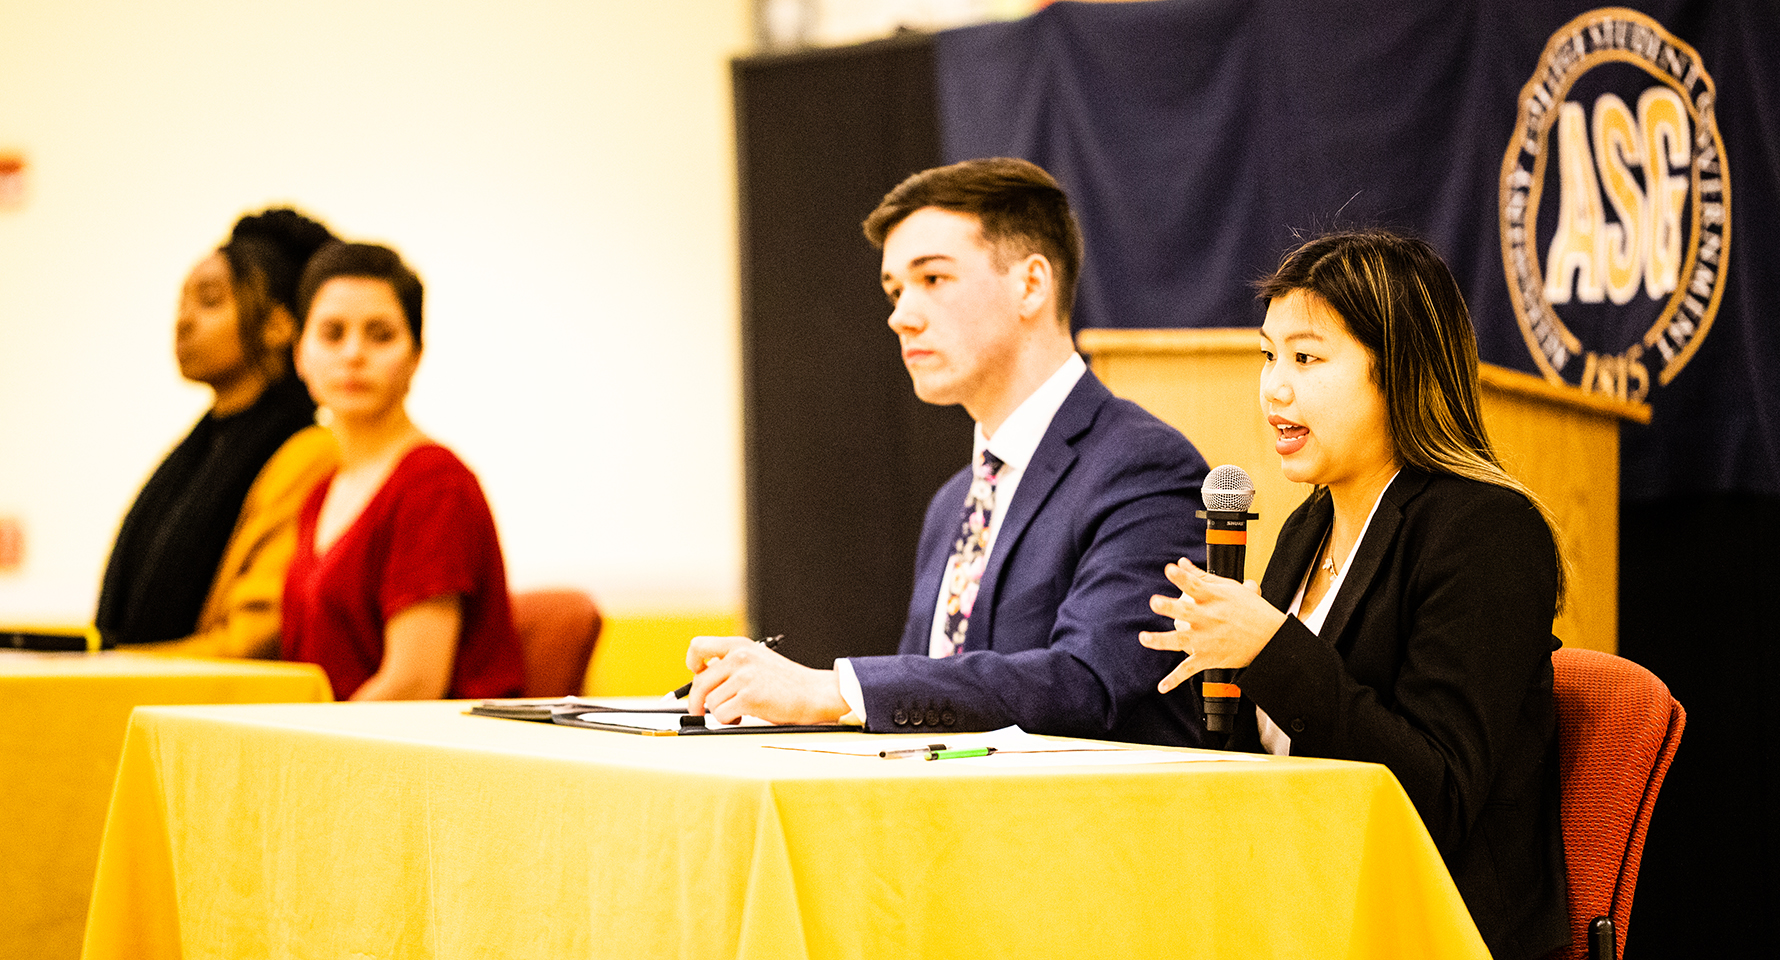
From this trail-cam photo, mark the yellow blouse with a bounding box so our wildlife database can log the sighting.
[138,425,338,659]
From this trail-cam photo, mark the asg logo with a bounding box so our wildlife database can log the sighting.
[1499,8,1729,403]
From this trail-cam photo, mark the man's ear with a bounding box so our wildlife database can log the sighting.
[1017,253,1055,321]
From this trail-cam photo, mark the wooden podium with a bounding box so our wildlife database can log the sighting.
[1077,328,1651,654]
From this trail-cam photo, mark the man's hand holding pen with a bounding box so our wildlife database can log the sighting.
[684,635,850,726]
[672,635,783,699]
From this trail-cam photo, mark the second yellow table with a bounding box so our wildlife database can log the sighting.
[0,651,331,960]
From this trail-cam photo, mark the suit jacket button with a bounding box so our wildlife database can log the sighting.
[910,711,924,726]
[940,710,956,726]
[893,710,908,726]
[1289,718,1305,733]
[925,708,941,726]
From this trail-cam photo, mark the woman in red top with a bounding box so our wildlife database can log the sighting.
[282,242,523,700]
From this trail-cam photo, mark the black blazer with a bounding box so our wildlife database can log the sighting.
[1233,468,1568,960]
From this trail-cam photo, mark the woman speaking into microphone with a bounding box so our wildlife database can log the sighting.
[1140,231,1567,960]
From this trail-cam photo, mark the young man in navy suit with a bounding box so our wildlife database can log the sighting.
[687,158,1210,746]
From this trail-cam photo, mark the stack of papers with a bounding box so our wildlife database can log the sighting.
[551,706,859,735]
[466,696,682,723]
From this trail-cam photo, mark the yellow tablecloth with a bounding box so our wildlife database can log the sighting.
[83,701,1488,960]
[0,651,331,960]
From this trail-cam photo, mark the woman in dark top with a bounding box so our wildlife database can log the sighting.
[1140,231,1569,959]
[96,209,335,647]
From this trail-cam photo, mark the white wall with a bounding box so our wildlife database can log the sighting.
[0,0,751,620]
[759,0,1029,48]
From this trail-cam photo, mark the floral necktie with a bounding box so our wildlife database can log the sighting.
[931,449,1004,658]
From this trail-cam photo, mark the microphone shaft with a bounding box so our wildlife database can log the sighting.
[1205,540,1247,583]
[1197,509,1255,735]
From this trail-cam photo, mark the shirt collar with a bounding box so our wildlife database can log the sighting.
[973,353,1087,472]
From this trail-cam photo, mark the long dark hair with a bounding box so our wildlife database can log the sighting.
[1258,229,1566,603]
[219,208,335,376]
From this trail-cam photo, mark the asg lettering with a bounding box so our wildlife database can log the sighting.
[1544,89,1690,307]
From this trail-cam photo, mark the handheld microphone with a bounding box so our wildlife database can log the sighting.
[1195,465,1258,735]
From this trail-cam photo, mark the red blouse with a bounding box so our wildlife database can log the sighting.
[282,444,523,699]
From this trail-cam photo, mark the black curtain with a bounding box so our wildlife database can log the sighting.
[734,35,969,669]
[1618,494,1778,958]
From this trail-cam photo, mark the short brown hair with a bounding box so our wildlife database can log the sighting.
[863,158,1083,325]
[296,242,425,346]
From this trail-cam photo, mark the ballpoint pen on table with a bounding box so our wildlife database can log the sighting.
[670,635,784,699]
[879,743,947,758]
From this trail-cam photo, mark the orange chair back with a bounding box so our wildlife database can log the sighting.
[511,589,603,697]
[1548,647,1685,960]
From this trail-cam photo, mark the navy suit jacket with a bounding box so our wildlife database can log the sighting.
[849,370,1210,746]
[1233,469,1568,960]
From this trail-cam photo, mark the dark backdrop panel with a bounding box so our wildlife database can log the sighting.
[1618,494,1779,958]
[734,36,969,669]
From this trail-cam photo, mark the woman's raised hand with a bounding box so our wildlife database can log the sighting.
[1141,558,1288,694]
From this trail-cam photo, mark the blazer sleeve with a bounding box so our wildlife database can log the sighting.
[1240,482,1559,852]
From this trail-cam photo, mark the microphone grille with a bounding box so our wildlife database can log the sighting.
[1202,464,1255,513]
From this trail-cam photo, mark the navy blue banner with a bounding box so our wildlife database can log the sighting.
[936,0,1778,500]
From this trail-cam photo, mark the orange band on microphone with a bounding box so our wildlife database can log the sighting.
[1202,682,1242,699]
[1205,529,1247,545]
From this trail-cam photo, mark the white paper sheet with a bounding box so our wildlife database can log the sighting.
[762,726,1271,765]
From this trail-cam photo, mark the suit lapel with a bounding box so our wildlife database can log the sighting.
[1316,469,1428,653]
[968,373,1107,651]
[1229,494,1334,751]
[1261,491,1332,609]
[901,468,972,655]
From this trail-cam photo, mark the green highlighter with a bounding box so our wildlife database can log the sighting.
[926,746,997,761]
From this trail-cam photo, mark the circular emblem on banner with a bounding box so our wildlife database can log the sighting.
[1499,8,1729,403]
